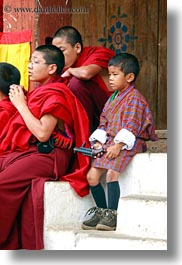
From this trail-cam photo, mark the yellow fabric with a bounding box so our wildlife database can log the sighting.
[0,42,30,90]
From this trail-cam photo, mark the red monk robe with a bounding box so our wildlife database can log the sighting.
[65,46,115,130]
[74,46,115,96]
[0,96,16,132]
[0,82,90,250]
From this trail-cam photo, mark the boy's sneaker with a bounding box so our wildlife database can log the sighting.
[82,207,104,230]
[96,209,117,231]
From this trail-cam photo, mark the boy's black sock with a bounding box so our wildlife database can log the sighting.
[90,183,107,209]
[107,181,120,210]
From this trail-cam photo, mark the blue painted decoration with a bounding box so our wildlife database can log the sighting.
[98,7,138,53]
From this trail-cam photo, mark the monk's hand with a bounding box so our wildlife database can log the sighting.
[61,69,72,78]
[9,84,27,110]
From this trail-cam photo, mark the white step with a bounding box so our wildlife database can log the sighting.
[44,181,94,230]
[44,230,167,250]
[43,152,167,250]
[119,153,167,199]
[44,183,167,241]
[44,153,167,229]
[117,198,167,240]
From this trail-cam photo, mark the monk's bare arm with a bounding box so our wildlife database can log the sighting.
[61,64,102,80]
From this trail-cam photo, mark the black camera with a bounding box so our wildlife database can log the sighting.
[36,137,55,153]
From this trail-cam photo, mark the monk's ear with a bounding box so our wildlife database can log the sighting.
[48,64,57,75]
[126,73,135,83]
[74,43,82,54]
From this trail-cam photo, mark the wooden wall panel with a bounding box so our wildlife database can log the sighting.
[3,0,36,32]
[106,0,135,52]
[3,0,36,50]
[38,0,72,46]
[72,0,106,46]
[3,0,72,47]
[0,0,3,31]
[157,0,167,129]
[105,0,158,123]
[131,0,159,124]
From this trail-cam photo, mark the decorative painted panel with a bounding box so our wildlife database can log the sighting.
[98,7,138,53]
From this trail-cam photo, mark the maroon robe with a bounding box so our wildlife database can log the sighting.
[0,81,90,250]
[0,96,16,132]
[64,47,115,130]
[74,46,115,96]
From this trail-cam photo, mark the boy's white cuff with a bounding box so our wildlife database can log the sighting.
[114,128,136,150]
[89,129,107,144]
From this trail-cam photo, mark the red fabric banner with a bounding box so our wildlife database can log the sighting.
[0,30,32,43]
[0,0,3,32]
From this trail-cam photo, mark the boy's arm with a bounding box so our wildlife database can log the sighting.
[89,128,107,144]
[114,128,136,150]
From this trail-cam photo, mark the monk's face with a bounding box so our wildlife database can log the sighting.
[28,51,56,85]
[52,37,81,68]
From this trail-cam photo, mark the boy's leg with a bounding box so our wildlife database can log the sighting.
[82,167,106,230]
[106,169,120,210]
[90,183,107,208]
[87,167,107,208]
[96,170,120,231]
[107,182,120,210]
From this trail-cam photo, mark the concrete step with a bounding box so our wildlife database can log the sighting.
[44,182,94,231]
[44,153,167,230]
[44,229,167,250]
[117,198,167,240]
[43,152,167,249]
[44,183,167,241]
[119,153,167,199]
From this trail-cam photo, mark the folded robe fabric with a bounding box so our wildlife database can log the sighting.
[0,96,16,132]
[0,81,91,197]
[74,46,115,95]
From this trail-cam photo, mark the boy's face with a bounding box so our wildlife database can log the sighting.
[28,51,55,84]
[52,36,81,69]
[108,65,134,92]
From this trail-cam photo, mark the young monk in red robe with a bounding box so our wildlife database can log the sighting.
[0,62,20,132]
[0,45,90,250]
[52,26,115,131]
